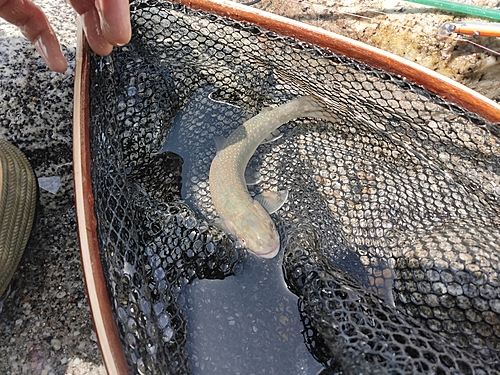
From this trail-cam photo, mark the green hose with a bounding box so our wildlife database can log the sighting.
[405,0,500,21]
[0,140,37,297]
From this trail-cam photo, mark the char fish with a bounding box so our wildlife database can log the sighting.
[209,95,334,258]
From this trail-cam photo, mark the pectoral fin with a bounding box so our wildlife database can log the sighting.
[213,218,230,233]
[254,190,288,214]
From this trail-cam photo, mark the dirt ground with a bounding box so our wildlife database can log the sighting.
[256,0,500,100]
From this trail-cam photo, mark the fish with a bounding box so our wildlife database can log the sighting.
[209,95,335,258]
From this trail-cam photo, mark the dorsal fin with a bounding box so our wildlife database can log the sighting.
[262,129,283,144]
[213,135,227,153]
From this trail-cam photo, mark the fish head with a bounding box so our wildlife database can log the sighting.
[227,202,280,259]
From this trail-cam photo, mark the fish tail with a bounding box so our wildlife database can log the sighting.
[299,94,339,123]
[273,68,348,122]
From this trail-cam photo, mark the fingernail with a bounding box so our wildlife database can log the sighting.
[34,37,68,72]
[95,0,104,14]
[33,38,49,62]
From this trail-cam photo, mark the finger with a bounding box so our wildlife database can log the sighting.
[80,8,113,56]
[68,0,131,48]
[95,0,131,46]
[0,0,67,72]
[67,0,112,55]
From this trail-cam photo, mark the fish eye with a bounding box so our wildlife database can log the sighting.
[239,237,247,246]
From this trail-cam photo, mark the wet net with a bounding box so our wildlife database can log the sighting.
[87,0,500,373]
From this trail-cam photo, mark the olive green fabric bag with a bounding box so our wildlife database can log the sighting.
[0,140,37,297]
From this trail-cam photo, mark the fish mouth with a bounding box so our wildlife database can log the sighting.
[257,244,280,259]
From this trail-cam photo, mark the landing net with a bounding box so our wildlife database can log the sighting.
[87,0,500,373]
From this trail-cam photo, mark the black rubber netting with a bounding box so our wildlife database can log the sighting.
[87,0,500,373]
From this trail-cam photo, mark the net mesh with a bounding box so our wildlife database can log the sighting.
[87,0,500,373]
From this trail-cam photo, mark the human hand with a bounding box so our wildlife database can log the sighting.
[0,0,131,73]
[68,0,131,58]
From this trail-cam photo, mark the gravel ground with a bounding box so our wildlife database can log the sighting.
[0,0,498,374]
[0,1,105,374]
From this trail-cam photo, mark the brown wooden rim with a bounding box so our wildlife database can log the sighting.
[73,18,130,375]
[176,0,500,123]
[73,1,500,373]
